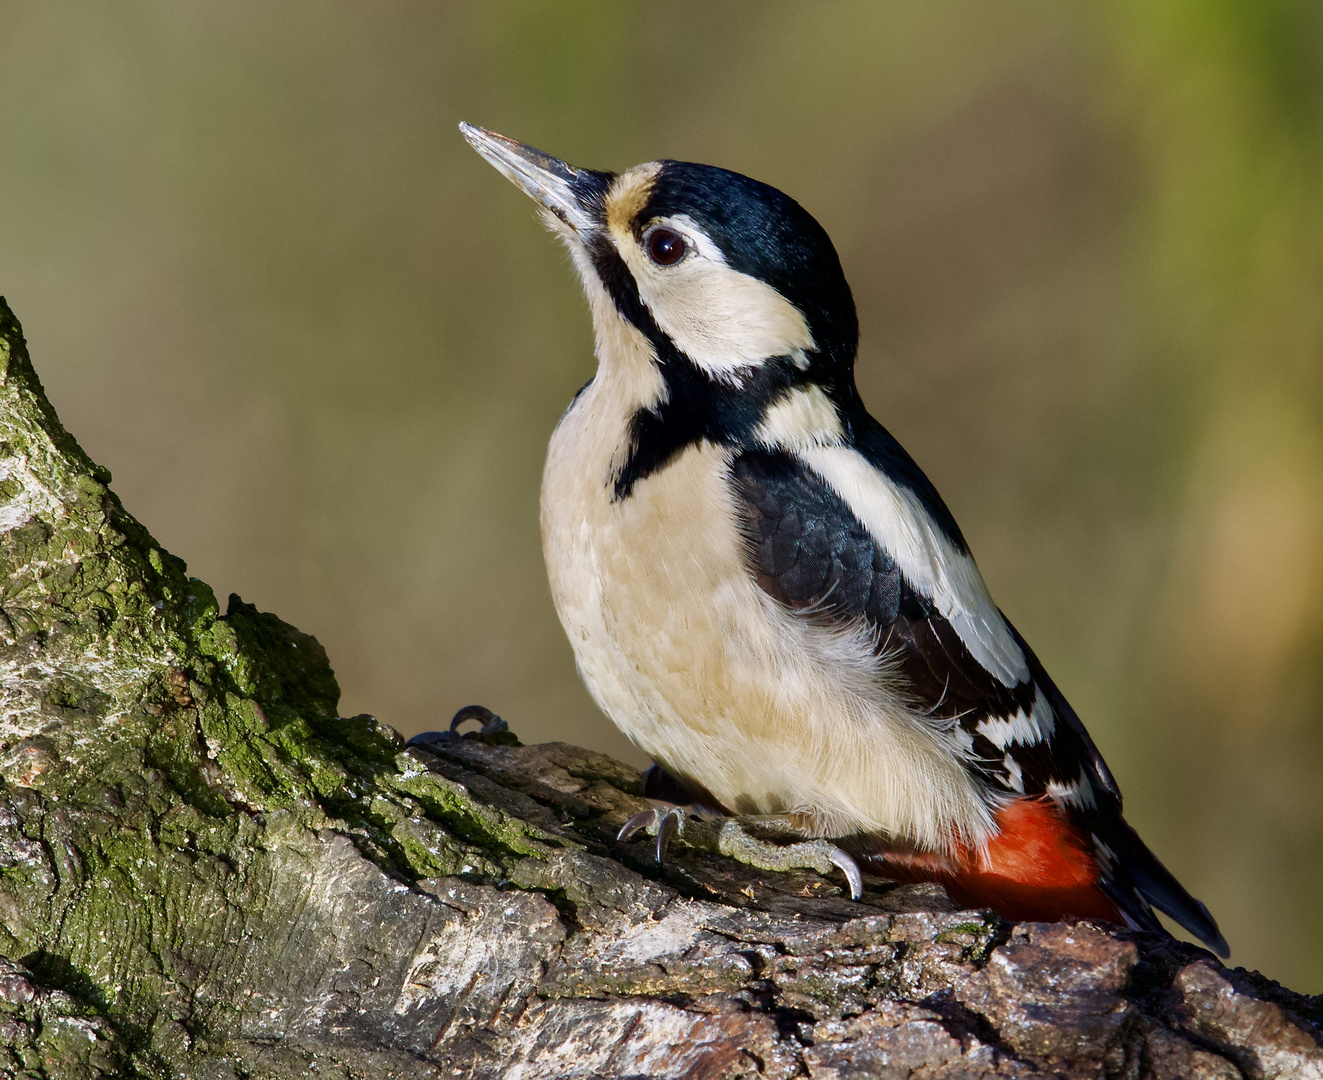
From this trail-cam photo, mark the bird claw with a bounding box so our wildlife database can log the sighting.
[829,846,864,901]
[616,810,862,899]
[617,805,686,866]
[406,705,509,749]
[715,819,864,901]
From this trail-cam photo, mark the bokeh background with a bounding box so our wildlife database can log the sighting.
[2,1,1321,991]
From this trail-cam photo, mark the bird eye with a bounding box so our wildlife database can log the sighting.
[645,227,688,266]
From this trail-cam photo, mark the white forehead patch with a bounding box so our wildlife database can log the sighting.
[607,213,815,381]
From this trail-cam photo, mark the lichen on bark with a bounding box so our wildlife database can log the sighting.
[0,296,1318,1079]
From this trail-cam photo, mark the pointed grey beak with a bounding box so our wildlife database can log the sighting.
[460,123,607,238]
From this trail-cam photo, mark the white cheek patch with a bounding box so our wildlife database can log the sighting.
[609,216,815,380]
[798,445,1031,688]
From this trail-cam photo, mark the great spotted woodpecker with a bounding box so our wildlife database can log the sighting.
[461,123,1227,956]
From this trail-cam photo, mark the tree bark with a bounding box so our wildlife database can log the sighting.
[0,296,1317,1079]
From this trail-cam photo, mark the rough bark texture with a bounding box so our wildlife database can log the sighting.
[0,295,1318,1079]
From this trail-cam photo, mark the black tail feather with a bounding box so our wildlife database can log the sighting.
[1101,817,1228,957]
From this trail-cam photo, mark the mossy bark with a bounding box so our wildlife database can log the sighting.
[0,297,1317,1079]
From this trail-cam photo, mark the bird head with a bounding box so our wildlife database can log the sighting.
[461,124,859,401]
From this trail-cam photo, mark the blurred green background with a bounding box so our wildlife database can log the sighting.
[2,2,1321,991]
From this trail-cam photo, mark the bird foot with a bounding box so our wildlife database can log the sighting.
[715,818,863,901]
[406,705,510,749]
[616,808,862,901]
[616,805,685,866]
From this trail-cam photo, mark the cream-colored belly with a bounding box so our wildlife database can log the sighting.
[540,382,993,853]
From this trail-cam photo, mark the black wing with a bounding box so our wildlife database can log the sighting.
[729,448,1226,953]
[730,448,1111,804]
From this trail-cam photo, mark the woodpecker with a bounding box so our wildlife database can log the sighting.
[460,122,1227,956]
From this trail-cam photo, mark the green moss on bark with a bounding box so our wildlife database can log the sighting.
[0,298,566,1075]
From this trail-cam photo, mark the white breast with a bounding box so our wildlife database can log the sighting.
[540,369,994,855]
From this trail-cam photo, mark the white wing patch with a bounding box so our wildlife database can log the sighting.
[975,686,1056,749]
[799,445,1031,688]
[1002,753,1025,793]
[1047,768,1099,811]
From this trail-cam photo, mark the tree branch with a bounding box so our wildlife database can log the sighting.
[0,297,1317,1079]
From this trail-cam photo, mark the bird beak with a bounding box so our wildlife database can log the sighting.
[460,122,606,239]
